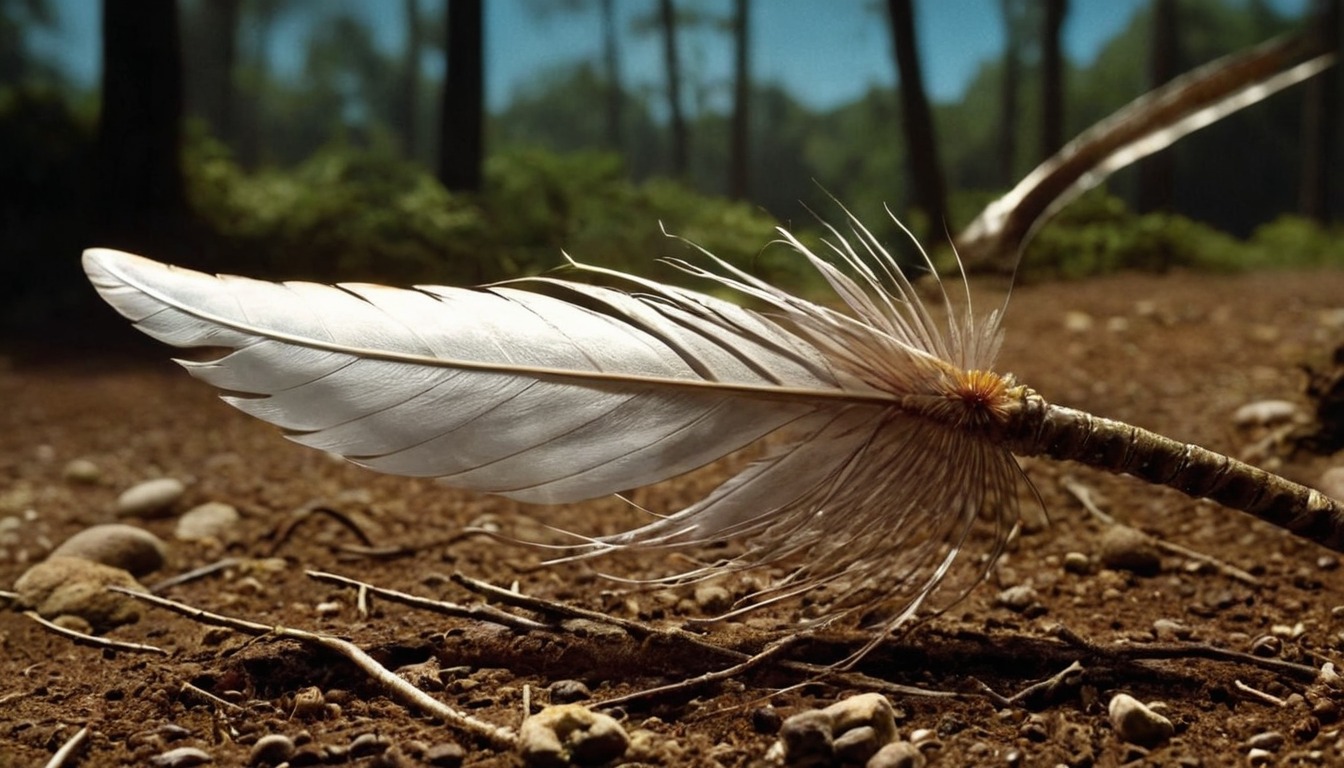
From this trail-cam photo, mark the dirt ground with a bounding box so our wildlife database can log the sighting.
[4,268,1344,767]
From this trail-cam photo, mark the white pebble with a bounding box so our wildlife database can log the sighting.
[150,746,212,767]
[1108,693,1174,748]
[1063,311,1094,333]
[867,740,924,768]
[116,478,185,518]
[996,585,1040,612]
[1232,400,1300,427]
[175,502,240,542]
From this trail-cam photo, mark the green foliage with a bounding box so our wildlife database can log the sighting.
[185,133,490,283]
[1019,191,1341,278]
[184,139,793,289]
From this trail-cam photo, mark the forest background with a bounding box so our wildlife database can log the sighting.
[2,0,1343,337]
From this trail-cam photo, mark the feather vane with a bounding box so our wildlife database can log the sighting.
[83,218,1018,632]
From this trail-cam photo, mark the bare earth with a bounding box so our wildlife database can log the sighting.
[4,269,1344,767]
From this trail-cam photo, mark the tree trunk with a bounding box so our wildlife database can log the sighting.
[886,0,949,241]
[438,0,484,192]
[599,0,624,152]
[94,0,186,244]
[195,0,239,146]
[1300,0,1340,221]
[1137,0,1179,213]
[729,0,751,199]
[998,0,1022,187]
[1040,0,1067,159]
[660,0,689,178]
[402,0,423,161]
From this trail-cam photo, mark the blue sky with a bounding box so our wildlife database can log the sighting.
[29,0,1309,111]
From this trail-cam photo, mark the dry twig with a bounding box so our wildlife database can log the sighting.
[307,570,549,632]
[24,611,169,656]
[42,726,89,768]
[108,587,518,749]
[1061,476,1260,586]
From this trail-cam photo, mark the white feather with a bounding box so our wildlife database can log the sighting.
[83,219,1018,632]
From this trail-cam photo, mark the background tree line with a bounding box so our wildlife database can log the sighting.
[1,0,1342,335]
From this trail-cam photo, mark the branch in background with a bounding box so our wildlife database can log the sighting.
[957,30,1335,270]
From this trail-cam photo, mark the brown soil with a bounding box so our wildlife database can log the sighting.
[4,269,1344,767]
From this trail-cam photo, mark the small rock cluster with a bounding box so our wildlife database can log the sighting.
[770,693,924,767]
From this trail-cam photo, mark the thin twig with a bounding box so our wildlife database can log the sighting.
[307,570,548,632]
[1061,477,1260,586]
[150,558,244,593]
[269,504,377,555]
[109,587,518,749]
[42,726,89,768]
[452,572,968,701]
[181,680,245,712]
[597,635,804,710]
[0,588,21,601]
[1234,679,1288,706]
[24,611,169,656]
[1054,625,1319,680]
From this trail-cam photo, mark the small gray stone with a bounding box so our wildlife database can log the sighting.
[779,710,833,768]
[693,584,732,613]
[833,725,882,764]
[866,740,924,768]
[1062,552,1091,574]
[996,585,1039,612]
[547,679,591,703]
[117,478,186,518]
[349,732,389,757]
[14,556,145,629]
[150,746,212,767]
[424,742,466,768]
[1099,526,1161,576]
[518,704,629,768]
[1233,400,1300,427]
[63,458,102,484]
[51,524,166,576]
[822,692,898,746]
[1246,731,1285,751]
[1152,619,1193,642]
[175,502,240,542]
[1108,693,1174,748]
[248,734,295,767]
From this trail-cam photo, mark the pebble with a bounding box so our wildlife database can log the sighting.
[996,585,1039,612]
[63,458,102,484]
[1233,399,1300,427]
[779,710,832,768]
[1099,526,1162,576]
[1108,693,1174,748]
[248,734,295,766]
[778,693,900,767]
[51,524,166,576]
[833,726,881,764]
[1063,551,1091,574]
[1321,467,1344,502]
[518,704,629,767]
[116,478,186,518]
[175,502,240,542]
[693,584,732,613]
[547,679,591,704]
[866,740,924,768]
[1063,311,1094,333]
[14,556,145,629]
[1152,618,1193,642]
[1246,731,1285,751]
[423,742,466,767]
[349,732,390,758]
[150,746,213,767]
